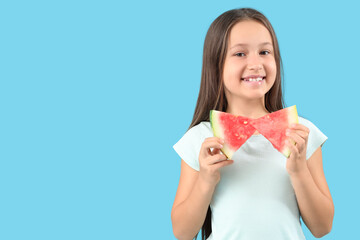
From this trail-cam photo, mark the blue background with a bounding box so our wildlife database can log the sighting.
[0,0,358,239]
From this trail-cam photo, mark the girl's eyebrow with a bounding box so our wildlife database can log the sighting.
[230,42,272,49]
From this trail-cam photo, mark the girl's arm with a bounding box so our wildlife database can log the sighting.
[289,147,334,238]
[171,160,215,240]
[171,137,233,240]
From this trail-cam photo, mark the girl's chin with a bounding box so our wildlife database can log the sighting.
[229,92,267,101]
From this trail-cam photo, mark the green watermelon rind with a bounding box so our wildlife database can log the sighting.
[279,105,299,158]
[210,110,234,159]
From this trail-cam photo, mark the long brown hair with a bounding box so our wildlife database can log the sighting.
[189,8,285,240]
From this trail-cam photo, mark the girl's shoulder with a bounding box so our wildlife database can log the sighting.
[173,121,213,171]
[186,121,212,139]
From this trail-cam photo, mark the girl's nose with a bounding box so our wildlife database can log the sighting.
[247,64,263,71]
[246,54,263,71]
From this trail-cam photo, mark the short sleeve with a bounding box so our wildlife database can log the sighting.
[298,117,328,160]
[173,124,206,171]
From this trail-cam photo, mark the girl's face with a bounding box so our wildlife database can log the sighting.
[223,20,277,102]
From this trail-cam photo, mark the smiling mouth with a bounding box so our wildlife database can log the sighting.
[241,76,266,82]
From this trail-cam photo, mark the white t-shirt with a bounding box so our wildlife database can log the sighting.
[173,116,328,240]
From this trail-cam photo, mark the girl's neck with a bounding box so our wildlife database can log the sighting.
[226,100,269,119]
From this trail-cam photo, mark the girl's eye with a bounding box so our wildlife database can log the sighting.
[235,51,270,57]
[235,52,246,57]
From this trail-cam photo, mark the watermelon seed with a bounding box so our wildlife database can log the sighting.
[243,121,248,124]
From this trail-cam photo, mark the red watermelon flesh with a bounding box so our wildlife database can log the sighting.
[210,105,298,159]
[250,105,298,157]
[210,110,256,159]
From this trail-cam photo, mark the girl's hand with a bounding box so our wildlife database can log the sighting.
[285,123,310,176]
[198,137,234,187]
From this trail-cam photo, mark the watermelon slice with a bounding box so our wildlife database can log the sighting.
[250,105,298,157]
[210,110,256,159]
[210,105,298,158]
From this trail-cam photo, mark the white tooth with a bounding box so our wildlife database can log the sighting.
[245,77,264,82]
[246,77,263,82]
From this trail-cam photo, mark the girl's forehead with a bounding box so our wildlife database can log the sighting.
[228,20,273,47]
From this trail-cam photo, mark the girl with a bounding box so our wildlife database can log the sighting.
[171,8,334,240]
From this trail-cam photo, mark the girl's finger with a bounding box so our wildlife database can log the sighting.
[287,129,308,141]
[290,123,310,133]
[207,153,228,164]
[295,130,308,140]
[212,159,234,170]
[287,139,299,158]
[204,137,225,144]
[286,132,306,152]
